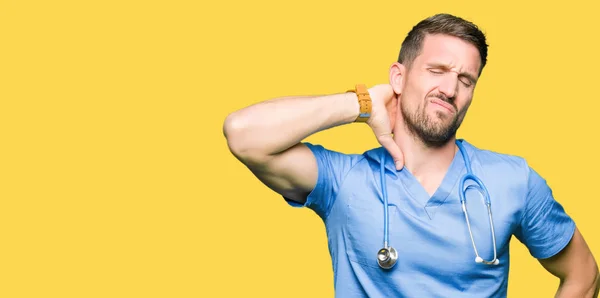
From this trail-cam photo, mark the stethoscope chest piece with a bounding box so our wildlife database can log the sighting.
[377,246,398,269]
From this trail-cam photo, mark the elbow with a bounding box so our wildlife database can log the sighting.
[590,259,600,297]
[558,263,599,297]
[223,112,248,157]
[223,112,241,143]
[582,263,599,297]
[594,269,600,297]
[223,112,267,164]
[580,264,599,298]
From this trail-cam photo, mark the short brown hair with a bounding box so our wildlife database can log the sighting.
[398,13,488,74]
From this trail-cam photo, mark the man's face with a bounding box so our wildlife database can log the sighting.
[399,34,482,147]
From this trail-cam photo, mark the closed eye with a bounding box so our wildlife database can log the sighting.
[427,66,476,87]
[459,77,473,87]
[428,68,444,75]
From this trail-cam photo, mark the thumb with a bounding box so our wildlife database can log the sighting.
[377,133,404,170]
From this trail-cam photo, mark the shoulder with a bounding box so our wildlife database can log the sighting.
[461,140,553,214]
[302,142,371,168]
[463,140,528,168]
[461,140,537,189]
[462,139,530,172]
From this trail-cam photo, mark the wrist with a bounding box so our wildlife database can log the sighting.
[347,84,372,123]
[341,91,361,124]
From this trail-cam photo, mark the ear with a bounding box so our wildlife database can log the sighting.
[389,62,406,95]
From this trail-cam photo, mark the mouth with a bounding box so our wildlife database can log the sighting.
[429,98,456,113]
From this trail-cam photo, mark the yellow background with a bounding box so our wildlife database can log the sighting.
[1,0,598,297]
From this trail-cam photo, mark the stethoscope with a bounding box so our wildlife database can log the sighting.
[376,139,500,270]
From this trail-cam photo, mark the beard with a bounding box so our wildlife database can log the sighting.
[401,95,463,148]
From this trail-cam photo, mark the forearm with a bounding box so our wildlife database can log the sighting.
[223,92,359,159]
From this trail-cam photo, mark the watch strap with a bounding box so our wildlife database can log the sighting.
[347,84,371,122]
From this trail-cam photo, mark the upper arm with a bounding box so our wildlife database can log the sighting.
[514,166,576,259]
[539,227,597,279]
[237,142,360,219]
[539,227,599,296]
[243,142,318,204]
[514,165,599,295]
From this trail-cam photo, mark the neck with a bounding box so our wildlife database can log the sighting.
[393,126,458,179]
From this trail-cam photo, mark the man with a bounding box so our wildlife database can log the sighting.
[223,13,599,297]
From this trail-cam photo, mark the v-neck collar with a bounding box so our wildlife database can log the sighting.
[398,146,465,219]
[363,139,473,219]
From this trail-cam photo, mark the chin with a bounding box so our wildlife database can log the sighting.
[427,116,453,128]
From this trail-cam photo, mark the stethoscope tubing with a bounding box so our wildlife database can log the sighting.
[381,150,390,248]
[379,139,499,269]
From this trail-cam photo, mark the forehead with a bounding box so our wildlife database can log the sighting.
[415,34,481,76]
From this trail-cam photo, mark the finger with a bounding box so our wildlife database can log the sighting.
[377,133,404,170]
[388,95,398,131]
[393,94,402,128]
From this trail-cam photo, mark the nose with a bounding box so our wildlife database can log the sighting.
[438,73,458,100]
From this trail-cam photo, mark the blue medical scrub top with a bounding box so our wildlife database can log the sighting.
[285,139,575,297]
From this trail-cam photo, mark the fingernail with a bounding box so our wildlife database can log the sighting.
[395,161,403,171]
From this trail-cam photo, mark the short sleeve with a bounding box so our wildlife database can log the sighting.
[284,142,360,219]
[514,166,576,259]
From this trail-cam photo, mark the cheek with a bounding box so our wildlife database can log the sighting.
[456,98,473,117]
[401,94,423,114]
[457,93,474,109]
[406,73,434,97]
[416,75,437,95]
[403,80,432,110]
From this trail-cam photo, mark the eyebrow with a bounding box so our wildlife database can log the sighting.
[426,63,478,83]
